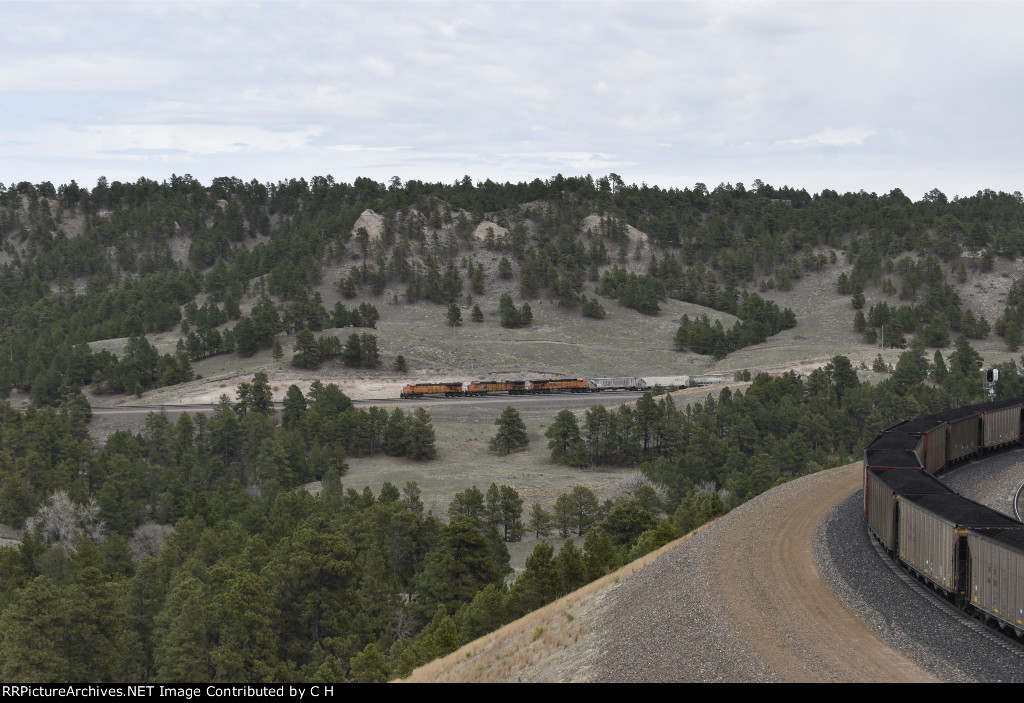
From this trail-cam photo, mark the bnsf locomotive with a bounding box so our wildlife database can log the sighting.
[863,397,1024,639]
[400,377,648,398]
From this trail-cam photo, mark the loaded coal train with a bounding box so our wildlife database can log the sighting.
[399,377,649,398]
[863,397,1024,640]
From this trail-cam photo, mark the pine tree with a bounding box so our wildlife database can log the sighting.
[359,333,380,368]
[630,519,680,560]
[0,577,73,682]
[446,303,462,327]
[932,350,948,383]
[384,408,408,456]
[248,372,275,416]
[406,408,437,460]
[471,263,485,294]
[394,354,408,372]
[457,584,509,642]
[583,528,618,580]
[449,486,485,528]
[528,502,552,539]
[555,539,587,595]
[853,310,867,333]
[569,485,600,536]
[508,542,559,618]
[292,329,320,369]
[153,573,212,682]
[499,485,524,542]
[341,333,362,367]
[598,500,657,547]
[482,484,524,541]
[498,294,520,328]
[582,297,606,319]
[489,406,529,454]
[553,494,573,538]
[281,385,306,429]
[349,643,391,683]
[545,409,582,464]
[414,519,502,614]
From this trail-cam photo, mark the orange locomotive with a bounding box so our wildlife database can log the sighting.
[400,382,465,398]
[400,377,594,398]
[527,378,590,393]
[466,380,529,396]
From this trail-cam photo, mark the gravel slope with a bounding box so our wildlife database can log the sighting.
[592,463,934,682]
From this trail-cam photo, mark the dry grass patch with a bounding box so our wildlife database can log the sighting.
[399,524,709,683]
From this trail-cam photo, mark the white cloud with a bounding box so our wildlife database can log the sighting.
[359,56,397,78]
[0,54,181,92]
[435,21,460,39]
[501,151,629,172]
[5,123,322,162]
[327,144,406,153]
[775,128,878,149]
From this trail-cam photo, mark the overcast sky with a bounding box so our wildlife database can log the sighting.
[3,1,1022,200]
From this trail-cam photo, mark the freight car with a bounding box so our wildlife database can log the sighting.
[863,396,1024,640]
[865,433,928,473]
[587,377,650,392]
[967,528,1024,637]
[942,406,983,464]
[978,399,1022,450]
[864,398,1024,506]
[880,416,947,473]
[896,493,1020,597]
[864,468,953,552]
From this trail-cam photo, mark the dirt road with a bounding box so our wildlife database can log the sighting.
[592,463,936,682]
[712,463,934,682]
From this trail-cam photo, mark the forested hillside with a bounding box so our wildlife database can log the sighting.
[2,173,1024,682]
[3,174,1023,403]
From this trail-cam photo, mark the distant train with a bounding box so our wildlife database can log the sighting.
[399,377,649,398]
[398,374,744,399]
[863,397,1024,640]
